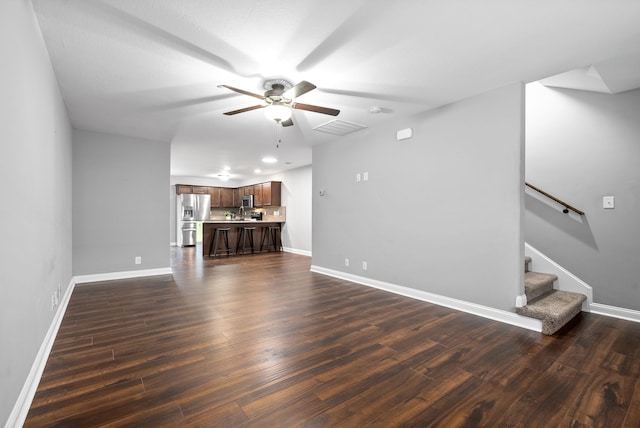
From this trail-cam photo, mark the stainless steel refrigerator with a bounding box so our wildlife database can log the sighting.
[177,193,210,246]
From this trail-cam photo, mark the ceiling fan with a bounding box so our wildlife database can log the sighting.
[218,80,340,127]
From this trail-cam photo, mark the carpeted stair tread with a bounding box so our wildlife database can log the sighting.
[516,290,586,335]
[524,271,557,302]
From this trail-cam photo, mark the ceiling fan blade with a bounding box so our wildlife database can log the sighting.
[223,104,265,115]
[284,81,317,99]
[218,85,265,100]
[281,117,294,127]
[293,102,340,116]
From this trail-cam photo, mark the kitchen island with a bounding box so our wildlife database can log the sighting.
[202,220,284,256]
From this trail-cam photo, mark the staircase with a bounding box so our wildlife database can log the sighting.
[516,256,586,335]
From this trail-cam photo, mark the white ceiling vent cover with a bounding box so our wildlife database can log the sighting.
[313,119,367,136]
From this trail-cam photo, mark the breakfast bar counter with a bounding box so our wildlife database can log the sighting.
[202,220,284,257]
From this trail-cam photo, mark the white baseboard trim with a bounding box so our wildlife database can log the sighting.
[282,247,311,257]
[310,265,543,333]
[5,278,76,428]
[74,267,172,284]
[590,303,640,323]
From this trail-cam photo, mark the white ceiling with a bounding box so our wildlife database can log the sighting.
[32,0,640,182]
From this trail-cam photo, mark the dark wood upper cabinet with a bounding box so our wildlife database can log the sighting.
[177,182,281,206]
[233,188,240,207]
[175,185,193,194]
[253,181,281,206]
[253,183,263,206]
[261,182,271,206]
[243,185,254,196]
[192,186,208,194]
[260,181,281,206]
[221,187,235,207]
[209,187,221,207]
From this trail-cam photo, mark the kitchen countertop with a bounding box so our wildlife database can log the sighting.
[203,219,284,223]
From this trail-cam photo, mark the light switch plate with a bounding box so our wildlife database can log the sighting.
[603,196,615,209]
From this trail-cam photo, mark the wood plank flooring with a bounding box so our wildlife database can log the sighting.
[25,247,640,427]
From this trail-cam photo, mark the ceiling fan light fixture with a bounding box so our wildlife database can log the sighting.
[264,104,292,123]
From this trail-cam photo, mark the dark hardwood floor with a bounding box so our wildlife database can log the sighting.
[25,246,640,427]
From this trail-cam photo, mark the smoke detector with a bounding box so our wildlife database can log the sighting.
[369,106,382,114]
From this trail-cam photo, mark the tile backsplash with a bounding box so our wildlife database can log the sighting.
[209,206,286,222]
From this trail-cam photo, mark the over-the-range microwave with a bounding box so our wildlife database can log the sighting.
[241,194,254,208]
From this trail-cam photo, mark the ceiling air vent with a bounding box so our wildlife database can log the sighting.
[313,119,367,136]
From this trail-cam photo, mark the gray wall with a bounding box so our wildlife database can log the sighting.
[526,83,640,311]
[0,0,73,423]
[73,129,170,275]
[313,83,525,311]
[258,165,312,254]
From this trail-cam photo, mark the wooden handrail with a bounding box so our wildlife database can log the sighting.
[525,182,585,215]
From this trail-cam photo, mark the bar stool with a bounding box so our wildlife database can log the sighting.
[260,225,282,252]
[208,227,231,257]
[236,226,256,255]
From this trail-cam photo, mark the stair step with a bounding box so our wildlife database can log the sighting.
[525,271,557,301]
[524,256,532,273]
[516,290,586,335]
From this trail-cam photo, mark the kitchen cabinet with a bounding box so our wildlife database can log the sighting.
[202,221,285,257]
[221,187,235,207]
[242,185,254,196]
[253,183,263,206]
[176,184,213,196]
[261,182,271,206]
[175,185,193,194]
[177,182,281,206]
[233,188,240,206]
[192,186,208,194]
[258,181,281,206]
[209,187,221,207]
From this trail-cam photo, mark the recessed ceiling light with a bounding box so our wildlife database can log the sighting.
[223,166,231,171]
[254,169,261,173]
[262,157,277,163]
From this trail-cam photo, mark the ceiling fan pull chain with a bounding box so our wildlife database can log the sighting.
[276,123,282,148]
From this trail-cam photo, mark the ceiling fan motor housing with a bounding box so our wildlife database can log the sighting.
[265,84,290,105]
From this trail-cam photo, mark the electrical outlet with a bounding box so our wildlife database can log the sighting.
[345,258,349,267]
[135,256,142,264]
[356,173,361,182]
[362,261,368,271]
[363,172,369,181]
